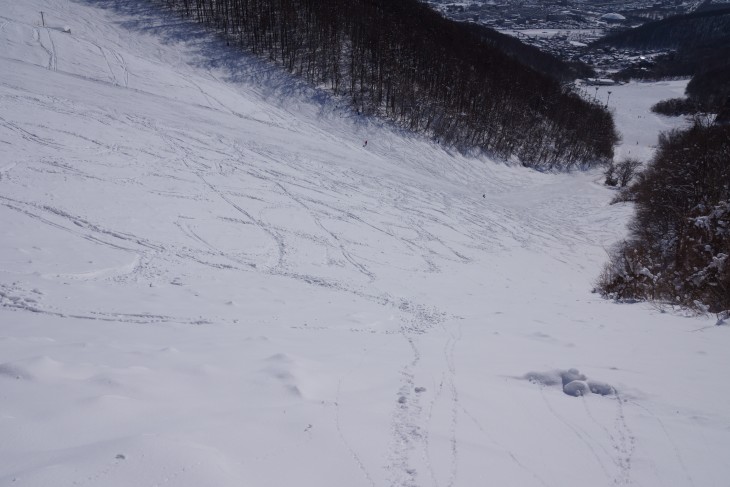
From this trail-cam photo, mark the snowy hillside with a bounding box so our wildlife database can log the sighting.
[1,1,728,486]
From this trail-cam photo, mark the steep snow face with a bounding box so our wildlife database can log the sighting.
[0,1,726,486]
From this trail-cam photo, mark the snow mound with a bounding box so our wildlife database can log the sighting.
[563,380,589,397]
[587,380,615,396]
[560,368,587,386]
[0,361,35,381]
[523,369,616,398]
[0,356,89,382]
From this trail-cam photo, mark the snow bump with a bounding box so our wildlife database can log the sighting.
[523,368,616,398]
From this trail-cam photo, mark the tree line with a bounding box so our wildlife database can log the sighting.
[157,0,617,169]
[597,122,730,313]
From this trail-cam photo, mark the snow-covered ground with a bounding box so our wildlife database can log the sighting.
[594,79,690,162]
[1,1,727,486]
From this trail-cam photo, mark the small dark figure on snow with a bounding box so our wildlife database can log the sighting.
[363,140,368,147]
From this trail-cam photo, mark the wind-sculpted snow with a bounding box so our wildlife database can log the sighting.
[0,1,727,486]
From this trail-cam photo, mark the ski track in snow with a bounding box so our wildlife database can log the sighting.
[458,405,552,487]
[385,304,452,487]
[334,352,379,487]
[580,394,635,485]
[629,400,696,487]
[539,386,615,482]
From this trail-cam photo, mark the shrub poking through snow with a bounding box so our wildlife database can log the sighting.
[605,158,642,187]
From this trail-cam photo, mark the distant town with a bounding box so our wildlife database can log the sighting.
[425,0,729,76]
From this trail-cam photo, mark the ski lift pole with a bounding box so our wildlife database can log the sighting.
[40,11,45,27]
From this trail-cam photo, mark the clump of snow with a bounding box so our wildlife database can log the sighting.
[563,380,590,397]
[560,368,587,386]
[524,370,562,386]
[523,369,616,398]
[0,356,74,381]
[588,381,615,396]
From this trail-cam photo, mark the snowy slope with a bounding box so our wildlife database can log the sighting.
[1,1,728,486]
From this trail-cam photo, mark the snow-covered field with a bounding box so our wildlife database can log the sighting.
[594,79,689,162]
[1,1,727,486]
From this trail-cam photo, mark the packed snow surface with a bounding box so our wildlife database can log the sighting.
[1,1,727,486]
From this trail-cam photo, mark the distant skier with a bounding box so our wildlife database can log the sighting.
[363,140,368,147]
